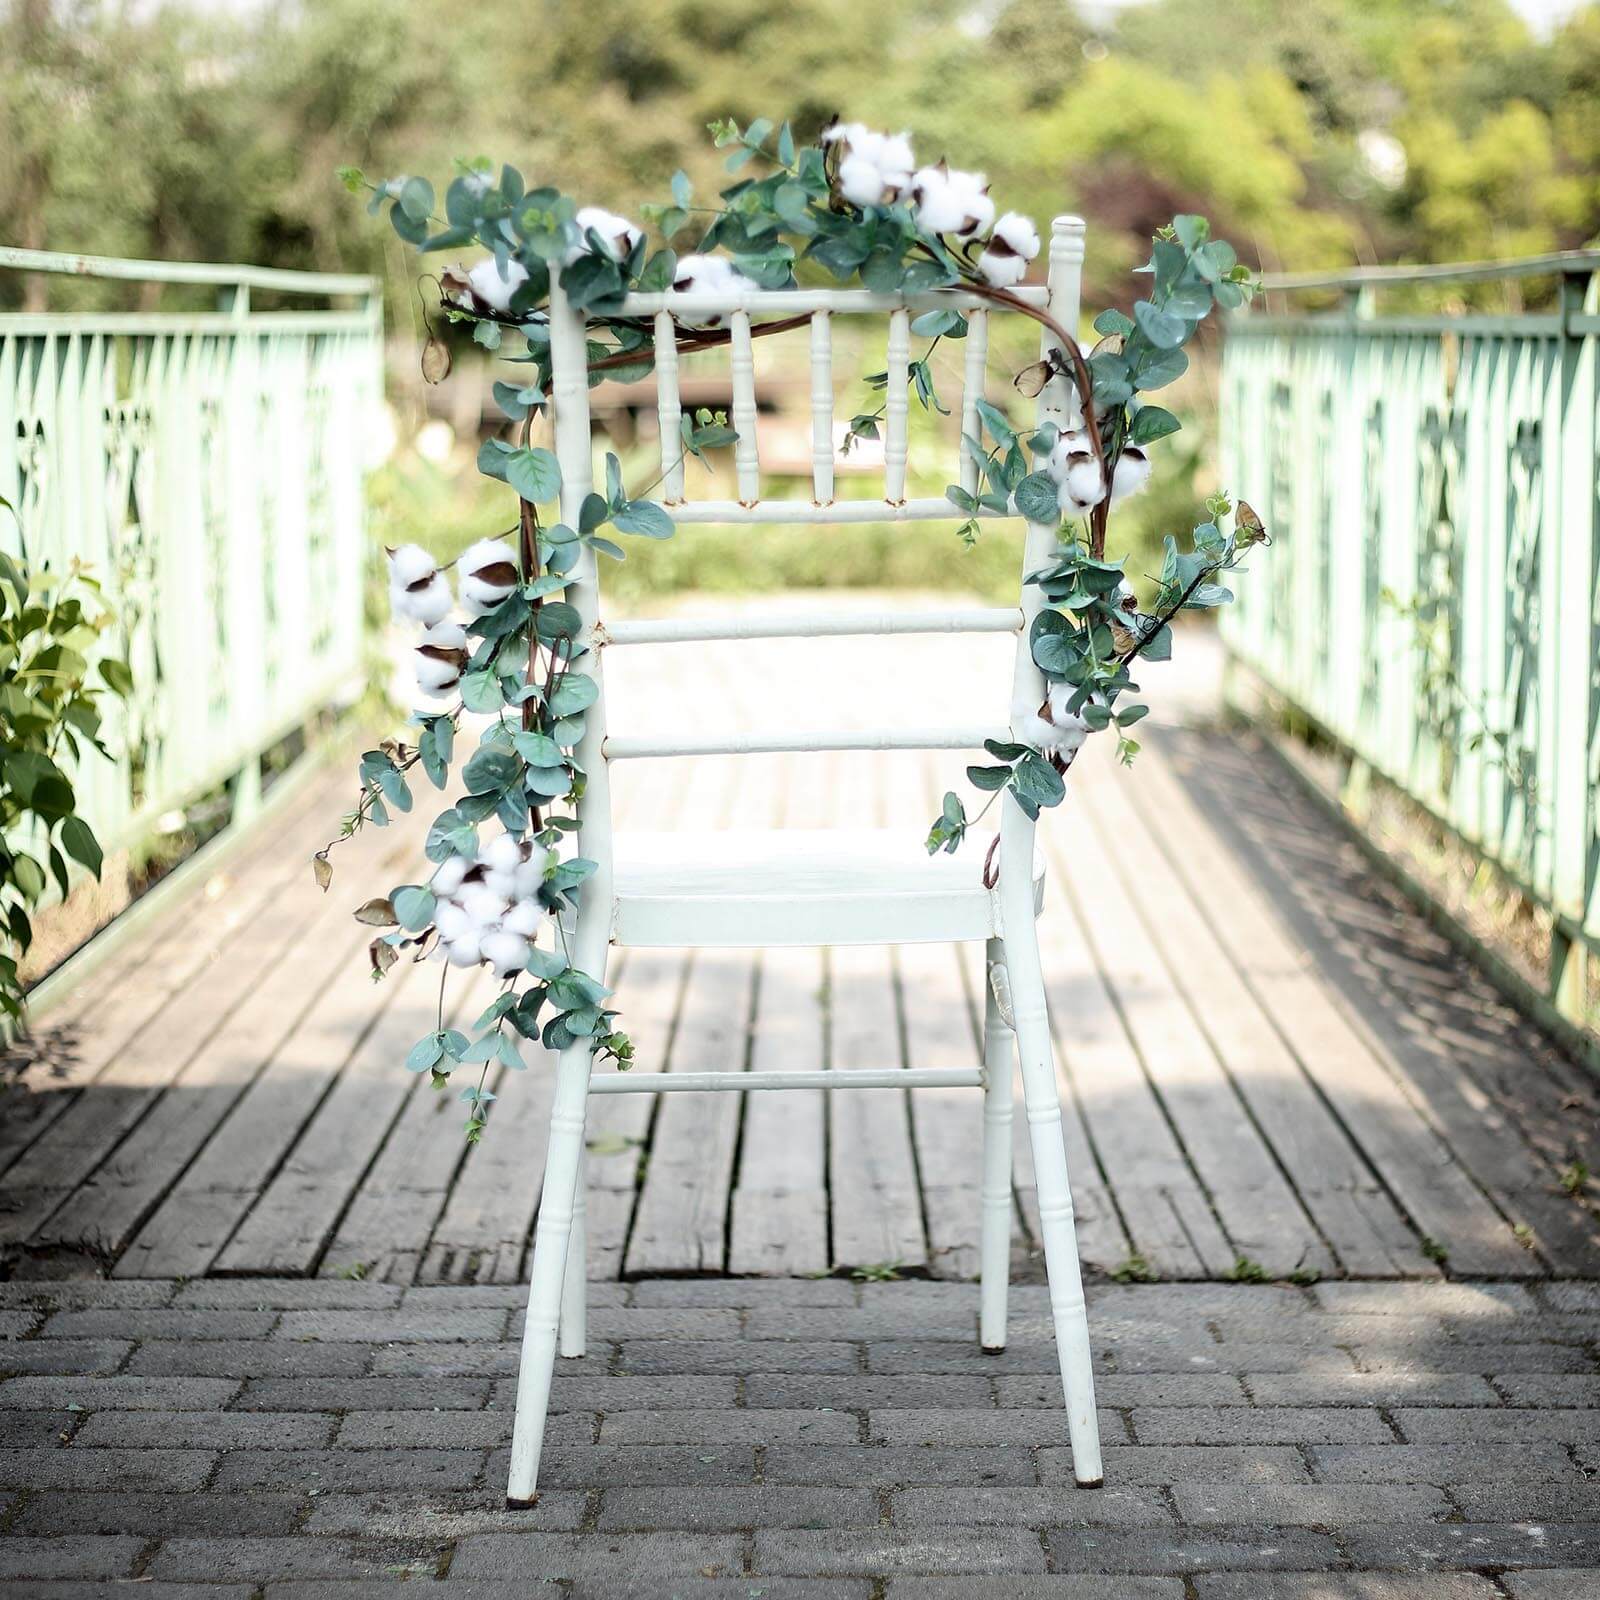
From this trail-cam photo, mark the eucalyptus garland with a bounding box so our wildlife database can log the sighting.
[320,115,1269,1139]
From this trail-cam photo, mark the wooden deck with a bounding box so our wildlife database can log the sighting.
[5,606,1597,1284]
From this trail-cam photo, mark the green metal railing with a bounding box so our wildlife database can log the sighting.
[1,247,381,862]
[1221,249,1599,1028]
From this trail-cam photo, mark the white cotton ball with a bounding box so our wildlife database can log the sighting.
[671,254,747,329]
[460,883,510,929]
[567,205,643,265]
[945,170,993,238]
[459,537,519,611]
[482,868,517,902]
[1046,681,1093,737]
[1012,705,1065,751]
[838,152,886,207]
[420,620,467,651]
[991,212,1041,261]
[440,930,482,967]
[1056,453,1107,513]
[433,899,472,941]
[503,898,543,936]
[513,859,544,900]
[481,831,523,875]
[480,929,531,979]
[430,856,470,898]
[976,246,1027,288]
[392,571,454,627]
[877,132,916,187]
[1111,446,1152,503]
[912,168,966,235]
[415,650,463,697]
[387,544,436,587]
[821,119,867,148]
[467,257,529,314]
[977,211,1040,287]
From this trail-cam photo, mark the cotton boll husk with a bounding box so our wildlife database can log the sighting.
[430,857,471,898]
[838,152,886,207]
[415,651,463,696]
[433,899,472,941]
[392,572,453,627]
[387,544,436,587]
[480,929,531,979]
[503,898,543,937]
[481,831,523,875]
[1111,446,1152,503]
[467,258,529,314]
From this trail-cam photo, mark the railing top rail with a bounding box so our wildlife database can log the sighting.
[1258,248,1600,295]
[0,245,378,299]
[613,284,1048,318]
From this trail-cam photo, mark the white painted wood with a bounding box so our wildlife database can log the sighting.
[662,495,1012,525]
[558,1145,586,1357]
[589,1066,985,1094]
[979,935,1015,1351]
[884,307,911,503]
[617,285,1049,318]
[810,311,834,503]
[959,309,990,496]
[611,828,1043,948]
[606,725,1008,759]
[729,309,760,503]
[601,607,1021,645]
[652,310,684,502]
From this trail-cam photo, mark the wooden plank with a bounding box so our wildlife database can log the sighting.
[1132,728,1540,1278]
[1075,746,1430,1279]
[1056,751,1335,1280]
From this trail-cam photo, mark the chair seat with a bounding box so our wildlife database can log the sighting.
[611,828,1045,948]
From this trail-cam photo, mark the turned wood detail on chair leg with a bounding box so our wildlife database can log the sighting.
[559,1145,588,1358]
[979,936,1015,1353]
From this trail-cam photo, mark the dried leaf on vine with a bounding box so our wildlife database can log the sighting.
[354,897,398,926]
[312,852,333,892]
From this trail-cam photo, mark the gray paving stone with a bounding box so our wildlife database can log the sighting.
[1493,1374,1600,1406]
[369,1345,520,1378]
[301,1489,586,1536]
[1247,1372,1499,1407]
[1449,1481,1600,1522]
[891,1485,1172,1526]
[1048,1526,1344,1572]
[630,1279,854,1306]
[1340,1523,1600,1571]
[1173,1483,1452,1524]
[332,1411,528,1448]
[762,1445,1037,1486]
[0,1536,143,1579]
[266,1588,559,1600]
[1133,1406,1395,1445]
[0,1312,41,1338]
[234,1378,491,1411]
[1391,1408,1596,1443]
[884,1582,1184,1599]
[0,1282,174,1309]
[0,1588,248,1600]
[274,1309,507,1342]
[451,1531,746,1580]
[148,1538,441,1582]
[0,1446,216,1491]
[41,1310,277,1340]
[9,1492,308,1538]
[598,1408,859,1444]
[172,1282,405,1310]
[756,1526,1048,1575]
[1089,1285,1318,1320]
[0,1375,240,1410]
[867,1340,1069,1374]
[1357,1344,1596,1374]
[505,1373,737,1412]
[211,1447,485,1494]
[128,1340,376,1379]
[1042,1445,1312,1486]
[0,1340,131,1377]
[1535,1283,1600,1313]
[569,1585,869,1600]
[1133,1343,1360,1375]
[1308,1443,1583,1483]
[486,1443,757,1487]
[619,1339,859,1374]
[73,1411,336,1450]
[744,1373,992,1409]
[513,1306,742,1339]
[400,1285,552,1308]
[868,1408,1129,1446]
[597,1485,880,1530]
[1312,1283,1538,1318]
[0,1409,78,1447]
[1503,1573,1600,1599]
[744,1308,976,1340]
[1195,1577,1503,1598]
[998,1373,1248,1408]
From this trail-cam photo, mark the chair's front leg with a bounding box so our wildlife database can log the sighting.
[980,937,1015,1353]
[506,1039,593,1507]
[559,1145,587,1357]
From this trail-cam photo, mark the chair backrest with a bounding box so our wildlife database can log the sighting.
[545,215,1086,902]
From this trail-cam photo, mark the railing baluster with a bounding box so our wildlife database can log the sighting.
[884,307,910,503]
[652,310,683,503]
[729,309,760,504]
[959,308,989,495]
[810,310,834,504]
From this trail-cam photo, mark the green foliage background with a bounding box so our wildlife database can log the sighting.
[6,0,1598,597]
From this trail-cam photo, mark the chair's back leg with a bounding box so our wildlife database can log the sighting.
[559,1145,587,1357]
[979,935,1015,1353]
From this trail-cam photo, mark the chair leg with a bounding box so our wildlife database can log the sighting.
[559,1146,587,1358]
[1000,918,1103,1487]
[505,1036,594,1506]
[979,936,1014,1353]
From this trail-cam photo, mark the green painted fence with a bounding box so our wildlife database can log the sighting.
[0,247,382,862]
[1220,249,1600,1027]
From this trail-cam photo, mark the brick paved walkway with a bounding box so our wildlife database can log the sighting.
[1,1277,1597,1594]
